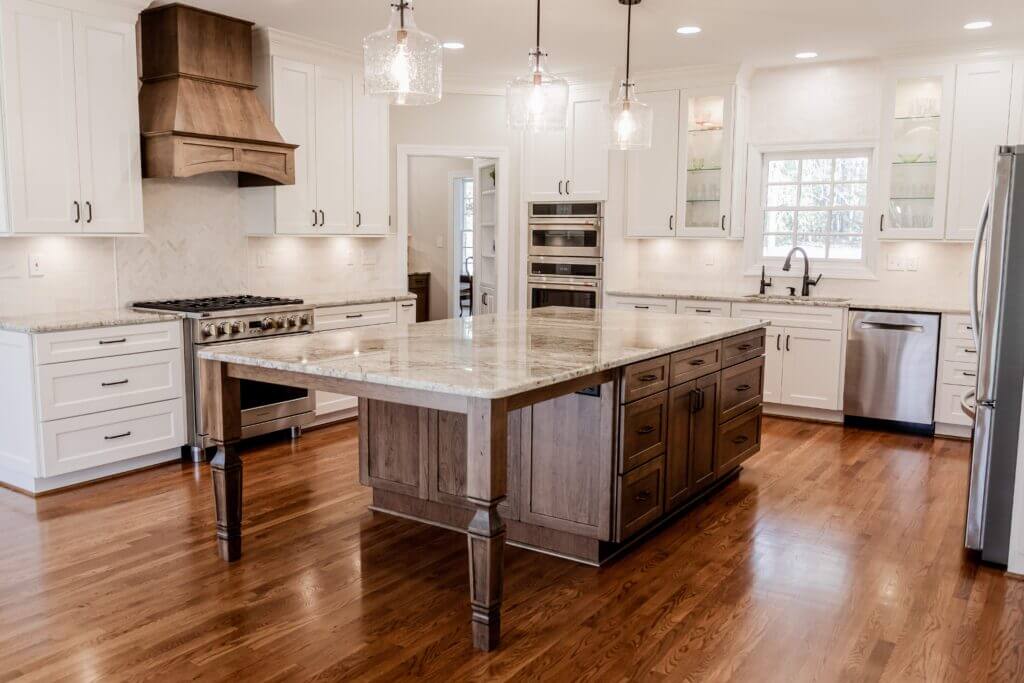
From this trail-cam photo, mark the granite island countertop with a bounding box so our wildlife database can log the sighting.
[198,306,767,400]
[0,308,179,334]
[606,289,969,315]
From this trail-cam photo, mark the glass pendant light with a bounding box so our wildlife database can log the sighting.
[363,2,442,106]
[608,0,652,150]
[507,0,569,131]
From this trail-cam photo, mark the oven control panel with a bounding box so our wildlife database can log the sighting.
[195,311,314,342]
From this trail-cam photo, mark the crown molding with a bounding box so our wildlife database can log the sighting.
[44,0,149,20]
[253,27,361,67]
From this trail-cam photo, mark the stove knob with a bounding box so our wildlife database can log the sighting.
[201,323,216,338]
[217,322,232,336]
[231,320,244,333]
[275,317,286,329]
[299,314,311,327]
[262,317,275,331]
[286,316,298,328]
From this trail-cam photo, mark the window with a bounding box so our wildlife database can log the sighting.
[761,150,870,262]
[454,177,474,276]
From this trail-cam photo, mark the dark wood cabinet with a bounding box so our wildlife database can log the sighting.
[620,391,668,472]
[665,371,720,511]
[716,406,762,476]
[407,272,430,323]
[689,372,720,493]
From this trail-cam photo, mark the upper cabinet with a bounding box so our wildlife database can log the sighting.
[0,0,142,235]
[624,83,739,239]
[245,32,390,237]
[525,86,610,202]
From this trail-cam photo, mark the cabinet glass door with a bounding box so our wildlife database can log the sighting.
[680,87,733,237]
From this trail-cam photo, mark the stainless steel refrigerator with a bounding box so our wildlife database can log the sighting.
[964,145,1024,565]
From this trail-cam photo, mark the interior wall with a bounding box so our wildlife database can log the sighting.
[627,59,973,308]
[406,156,473,319]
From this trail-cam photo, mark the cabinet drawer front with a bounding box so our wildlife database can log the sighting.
[315,302,397,331]
[944,338,979,363]
[720,356,764,423]
[935,383,975,427]
[717,407,762,476]
[730,303,844,331]
[609,297,676,314]
[397,300,417,325]
[40,399,185,477]
[941,361,978,387]
[670,342,721,385]
[33,322,182,365]
[943,314,974,341]
[621,391,667,472]
[678,300,731,317]
[616,455,665,541]
[721,329,766,367]
[37,349,184,421]
[622,355,670,402]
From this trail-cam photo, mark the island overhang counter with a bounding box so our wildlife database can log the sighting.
[197,306,768,651]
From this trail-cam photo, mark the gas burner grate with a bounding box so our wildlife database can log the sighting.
[132,295,304,313]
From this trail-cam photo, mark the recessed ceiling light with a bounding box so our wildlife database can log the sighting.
[963,20,992,30]
[795,51,818,59]
[442,41,465,50]
[676,26,701,35]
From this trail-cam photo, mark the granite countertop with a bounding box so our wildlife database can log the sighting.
[0,308,179,334]
[606,289,969,315]
[198,306,767,400]
[297,289,417,308]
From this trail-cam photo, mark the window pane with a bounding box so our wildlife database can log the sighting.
[830,235,863,260]
[832,210,864,234]
[799,184,831,207]
[834,182,867,207]
[797,211,829,233]
[768,159,799,183]
[765,210,795,232]
[801,158,833,182]
[764,233,794,257]
[795,232,827,258]
[766,184,797,208]
[835,157,868,181]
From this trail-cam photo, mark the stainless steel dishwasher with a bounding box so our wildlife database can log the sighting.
[844,309,940,428]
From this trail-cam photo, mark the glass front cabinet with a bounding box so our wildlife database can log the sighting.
[878,64,956,240]
[679,86,735,237]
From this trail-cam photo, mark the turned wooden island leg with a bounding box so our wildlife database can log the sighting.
[202,360,243,562]
[465,398,508,651]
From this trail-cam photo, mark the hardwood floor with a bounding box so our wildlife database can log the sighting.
[1,418,1022,681]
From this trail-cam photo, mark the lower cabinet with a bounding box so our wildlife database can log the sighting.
[762,326,843,410]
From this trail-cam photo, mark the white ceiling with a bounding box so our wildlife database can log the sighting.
[178,0,1024,80]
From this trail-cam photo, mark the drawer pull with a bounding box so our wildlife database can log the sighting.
[963,371,977,377]
[634,490,651,503]
[965,348,977,354]
[634,305,650,310]
[736,343,755,351]
[101,379,129,387]
[735,384,752,392]
[689,359,706,366]
[401,303,415,308]
[731,435,749,445]
[345,313,364,319]
[636,425,656,435]
[695,308,712,314]
[638,373,659,382]
[104,431,132,441]
[98,338,127,345]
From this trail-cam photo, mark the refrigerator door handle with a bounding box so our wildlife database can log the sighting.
[969,190,990,352]
[961,388,977,420]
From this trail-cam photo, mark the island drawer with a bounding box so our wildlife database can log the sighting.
[620,392,667,472]
[719,356,764,423]
[615,455,665,542]
[716,406,762,476]
[670,342,721,385]
[622,356,669,403]
[721,329,766,367]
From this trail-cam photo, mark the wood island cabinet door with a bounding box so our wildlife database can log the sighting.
[665,381,696,510]
[690,372,719,492]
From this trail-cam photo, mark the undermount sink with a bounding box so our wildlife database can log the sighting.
[742,294,851,304]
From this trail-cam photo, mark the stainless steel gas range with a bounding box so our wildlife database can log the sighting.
[133,295,316,462]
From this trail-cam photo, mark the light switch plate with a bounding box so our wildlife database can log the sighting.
[28,253,44,277]
[905,256,920,271]
[886,254,904,271]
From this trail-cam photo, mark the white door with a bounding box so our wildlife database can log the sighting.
[1,0,82,233]
[271,57,318,234]
[314,66,354,234]
[780,328,843,409]
[763,325,784,403]
[525,128,567,202]
[352,75,390,234]
[565,89,608,200]
[625,89,680,237]
[678,85,734,237]
[946,61,1013,241]
[72,12,142,234]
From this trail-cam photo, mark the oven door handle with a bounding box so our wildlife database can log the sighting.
[529,282,600,292]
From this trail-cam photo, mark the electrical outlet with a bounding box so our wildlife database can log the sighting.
[704,253,716,267]
[886,254,905,271]
[28,253,44,277]
[435,235,444,249]
[905,256,920,271]
[256,251,268,268]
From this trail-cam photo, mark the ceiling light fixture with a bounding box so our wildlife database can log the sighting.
[795,51,818,59]
[608,0,653,150]
[506,0,569,130]
[963,20,993,30]
[363,1,442,106]
[676,26,701,35]
[442,41,465,50]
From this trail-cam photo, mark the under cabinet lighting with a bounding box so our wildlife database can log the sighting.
[795,52,818,59]
[963,21,992,30]
[443,41,465,49]
[676,26,701,35]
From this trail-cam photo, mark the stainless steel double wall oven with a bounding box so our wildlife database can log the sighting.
[527,202,604,310]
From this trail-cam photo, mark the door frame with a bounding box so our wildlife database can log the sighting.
[397,144,512,314]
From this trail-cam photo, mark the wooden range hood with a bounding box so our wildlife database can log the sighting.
[138,3,296,186]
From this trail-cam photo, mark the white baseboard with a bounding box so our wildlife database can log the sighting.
[0,447,181,496]
[934,422,973,440]
[763,403,844,424]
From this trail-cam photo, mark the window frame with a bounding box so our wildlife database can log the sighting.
[744,141,881,280]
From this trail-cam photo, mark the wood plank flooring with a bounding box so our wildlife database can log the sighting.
[1,418,1022,681]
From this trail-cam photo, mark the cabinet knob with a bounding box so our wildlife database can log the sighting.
[634,490,651,503]
[636,425,655,435]
[638,373,658,382]
[735,384,752,392]
[689,359,706,366]
[732,435,749,445]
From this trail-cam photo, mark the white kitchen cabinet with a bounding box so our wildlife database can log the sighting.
[525,86,610,202]
[352,75,390,234]
[625,89,680,237]
[605,295,676,313]
[934,313,977,436]
[945,61,1014,242]
[677,299,731,317]
[397,300,417,325]
[763,326,784,403]
[479,285,497,315]
[679,85,735,237]
[0,0,142,235]
[779,327,843,409]
[877,64,956,240]
[314,66,355,234]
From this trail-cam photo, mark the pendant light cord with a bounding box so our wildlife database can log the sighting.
[536,0,541,52]
[393,1,408,29]
[624,1,632,95]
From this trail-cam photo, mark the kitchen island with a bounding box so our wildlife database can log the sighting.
[197,306,767,651]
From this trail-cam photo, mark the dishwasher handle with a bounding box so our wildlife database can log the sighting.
[858,321,926,333]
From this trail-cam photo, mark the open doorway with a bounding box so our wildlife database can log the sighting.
[398,145,510,320]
